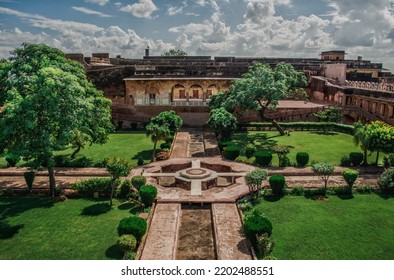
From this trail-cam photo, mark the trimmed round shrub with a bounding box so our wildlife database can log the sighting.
[5,154,19,167]
[254,151,272,167]
[342,169,359,189]
[245,144,257,159]
[139,185,158,207]
[117,234,137,252]
[131,176,146,190]
[117,216,147,241]
[296,152,309,167]
[137,157,144,166]
[218,141,233,152]
[223,145,241,161]
[349,152,363,166]
[118,179,132,198]
[378,168,394,194]
[340,155,352,167]
[160,142,171,150]
[244,212,273,245]
[269,175,286,196]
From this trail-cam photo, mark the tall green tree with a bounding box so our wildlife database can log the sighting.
[209,63,307,135]
[106,157,132,206]
[365,121,394,165]
[145,123,171,162]
[207,107,237,141]
[0,43,113,197]
[150,111,183,135]
[353,122,370,166]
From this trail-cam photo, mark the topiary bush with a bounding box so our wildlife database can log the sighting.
[218,141,233,152]
[131,176,146,190]
[245,144,257,159]
[160,142,171,150]
[243,211,273,245]
[117,234,137,252]
[269,175,286,196]
[296,152,309,167]
[342,169,359,189]
[378,168,394,194]
[349,152,363,166]
[340,155,352,167]
[23,170,36,193]
[117,216,147,241]
[139,185,158,207]
[118,179,132,198]
[254,151,272,166]
[223,145,241,161]
[137,157,144,166]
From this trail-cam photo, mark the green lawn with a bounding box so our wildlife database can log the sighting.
[0,131,158,167]
[0,196,142,260]
[232,131,382,166]
[249,194,394,260]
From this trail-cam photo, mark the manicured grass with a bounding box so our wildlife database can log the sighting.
[232,131,382,166]
[0,131,159,167]
[0,196,142,260]
[249,194,394,260]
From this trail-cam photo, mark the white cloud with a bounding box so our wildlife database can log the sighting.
[167,5,184,16]
[120,0,158,19]
[85,0,110,6]
[72,6,112,18]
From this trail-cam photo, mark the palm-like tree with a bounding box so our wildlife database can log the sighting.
[145,123,171,162]
[353,122,370,166]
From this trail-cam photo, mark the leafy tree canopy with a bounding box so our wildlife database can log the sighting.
[207,107,237,141]
[209,63,307,135]
[150,110,183,135]
[314,107,342,123]
[0,43,113,196]
[162,49,188,56]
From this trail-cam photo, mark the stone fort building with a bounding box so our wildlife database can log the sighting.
[66,49,394,126]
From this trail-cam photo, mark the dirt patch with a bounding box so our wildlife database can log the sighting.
[176,205,216,260]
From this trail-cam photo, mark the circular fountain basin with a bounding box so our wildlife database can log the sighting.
[180,168,211,180]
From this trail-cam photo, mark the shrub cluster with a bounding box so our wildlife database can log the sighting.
[378,168,394,194]
[269,175,286,196]
[71,178,120,197]
[245,144,257,159]
[223,145,241,160]
[160,142,171,150]
[117,234,137,253]
[237,122,354,134]
[131,176,146,190]
[119,179,132,198]
[5,154,19,167]
[139,185,158,207]
[254,151,272,166]
[296,152,309,167]
[117,216,147,242]
[243,211,273,245]
[218,141,233,152]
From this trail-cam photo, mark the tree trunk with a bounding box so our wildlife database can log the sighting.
[70,145,81,159]
[48,166,56,198]
[259,108,285,135]
[375,150,380,166]
[151,141,157,162]
[362,148,368,166]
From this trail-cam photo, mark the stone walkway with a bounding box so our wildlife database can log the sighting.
[140,203,181,260]
[212,204,253,260]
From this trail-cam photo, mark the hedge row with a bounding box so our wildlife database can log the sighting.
[71,178,120,196]
[237,122,354,135]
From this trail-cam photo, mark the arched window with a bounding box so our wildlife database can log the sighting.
[172,84,186,100]
[207,84,219,99]
[190,84,203,100]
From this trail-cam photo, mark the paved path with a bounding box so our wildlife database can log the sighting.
[212,204,253,260]
[140,203,181,260]
[170,131,190,158]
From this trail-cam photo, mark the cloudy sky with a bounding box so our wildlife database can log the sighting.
[1,0,394,71]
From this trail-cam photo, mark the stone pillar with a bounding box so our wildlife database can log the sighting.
[186,90,190,102]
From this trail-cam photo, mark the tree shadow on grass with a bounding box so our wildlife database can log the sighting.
[262,195,283,202]
[0,220,24,239]
[132,150,153,162]
[81,203,112,216]
[232,133,279,152]
[378,193,394,200]
[0,196,54,220]
[118,202,142,215]
[105,244,123,260]
[337,194,355,200]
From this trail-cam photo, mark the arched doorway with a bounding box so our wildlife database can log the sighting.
[190,85,203,100]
